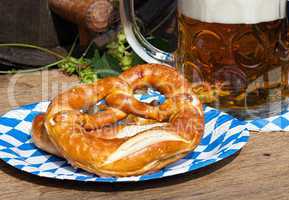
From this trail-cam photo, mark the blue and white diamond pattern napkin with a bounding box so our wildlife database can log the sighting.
[245,112,289,132]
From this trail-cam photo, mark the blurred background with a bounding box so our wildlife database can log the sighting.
[0,0,177,82]
[0,0,288,83]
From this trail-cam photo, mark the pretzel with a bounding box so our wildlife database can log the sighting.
[32,114,62,157]
[32,64,204,177]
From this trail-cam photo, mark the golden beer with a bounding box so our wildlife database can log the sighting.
[176,0,289,118]
[121,0,289,118]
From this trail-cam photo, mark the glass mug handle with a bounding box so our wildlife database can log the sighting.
[120,0,175,66]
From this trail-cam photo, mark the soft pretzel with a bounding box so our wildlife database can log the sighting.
[106,64,194,121]
[32,64,204,177]
[32,113,163,157]
[32,114,61,157]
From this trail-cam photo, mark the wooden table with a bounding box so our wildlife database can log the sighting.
[0,70,288,200]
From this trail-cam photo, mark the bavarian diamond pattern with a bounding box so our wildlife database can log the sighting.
[0,91,251,182]
[245,110,289,132]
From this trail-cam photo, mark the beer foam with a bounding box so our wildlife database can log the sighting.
[178,0,287,24]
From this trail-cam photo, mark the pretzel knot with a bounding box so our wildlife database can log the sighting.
[32,64,204,177]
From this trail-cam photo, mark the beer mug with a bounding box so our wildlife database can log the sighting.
[120,0,289,119]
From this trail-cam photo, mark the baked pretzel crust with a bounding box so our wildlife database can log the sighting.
[32,64,204,177]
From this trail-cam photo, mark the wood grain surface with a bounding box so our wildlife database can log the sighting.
[0,70,288,200]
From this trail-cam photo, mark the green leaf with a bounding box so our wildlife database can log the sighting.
[89,50,122,78]
[102,53,122,72]
[90,55,106,69]
[131,52,145,66]
[95,68,120,78]
[90,49,101,65]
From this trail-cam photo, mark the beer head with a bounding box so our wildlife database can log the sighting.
[178,0,287,24]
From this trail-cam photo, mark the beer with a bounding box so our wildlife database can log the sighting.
[176,0,289,118]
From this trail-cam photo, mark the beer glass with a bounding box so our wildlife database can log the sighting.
[120,0,289,119]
